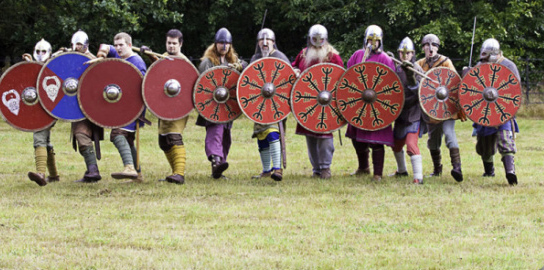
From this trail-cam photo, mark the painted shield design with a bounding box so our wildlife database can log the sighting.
[459,63,522,127]
[290,63,346,133]
[419,67,461,120]
[78,58,144,128]
[143,58,198,120]
[237,57,296,124]
[0,62,56,132]
[193,66,241,123]
[37,52,91,121]
[337,62,404,131]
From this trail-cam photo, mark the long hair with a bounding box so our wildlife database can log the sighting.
[201,43,239,66]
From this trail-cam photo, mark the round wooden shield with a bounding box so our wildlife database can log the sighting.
[419,67,461,120]
[0,62,56,132]
[459,63,522,127]
[237,57,296,124]
[290,63,347,133]
[37,52,91,121]
[143,58,198,120]
[336,62,404,131]
[193,66,241,123]
[78,58,144,128]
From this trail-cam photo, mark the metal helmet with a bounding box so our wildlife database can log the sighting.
[71,30,89,51]
[33,38,52,63]
[398,37,415,52]
[364,25,383,51]
[480,38,501,62]
[257,28,275,42]
[308,24,328,47]
[421,34,440,47]
[214,28,232,43]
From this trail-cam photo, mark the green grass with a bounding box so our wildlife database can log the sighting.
[1,111,543,269]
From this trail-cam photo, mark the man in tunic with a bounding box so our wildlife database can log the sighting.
[291,24,343,179]
[416,34,464,182]
[196,28,245,179]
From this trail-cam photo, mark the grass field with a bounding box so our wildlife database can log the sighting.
[1,111,543,269]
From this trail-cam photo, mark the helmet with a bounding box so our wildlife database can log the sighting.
[364,25,383,51]
[398,37,415,52]
[257,28,275,42]
[71,30,89,51]
[308,24,328,47]
[480,38,501,62]
[214,28,232,43]
[33,38,52,63]
[421,34,440,47]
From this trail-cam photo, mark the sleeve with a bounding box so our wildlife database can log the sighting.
[330,53,344,67]
[291,49,304,69]
[198,58,213,74]
[106,45,119,58]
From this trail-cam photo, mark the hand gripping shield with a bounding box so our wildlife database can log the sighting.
[143,58,198,120]
[193,66,241,123]
[459,63,521,127]
[37,52,91,121]
[419,67,461,120]
[78,58,144,128]
[0,62,56,132]
[237,57,296,124]
[336,62,404,131]
[290,63,346,133]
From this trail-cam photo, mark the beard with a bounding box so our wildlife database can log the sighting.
[304,46,328,67]
[261,47,270,58]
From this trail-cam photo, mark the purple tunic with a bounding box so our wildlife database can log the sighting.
[344,50,396,146]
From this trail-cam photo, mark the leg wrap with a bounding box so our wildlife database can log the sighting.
[80,147,97,167]
[352,139,370,171]
[269,140,281,170]
[410,155,423,180]
[370,144,385,176]
[46,147,58,177]
[166,145,186,176]
[34,146,47,174]
[112,135,133,166]
[393,150,407,174]
[259,146,272,173]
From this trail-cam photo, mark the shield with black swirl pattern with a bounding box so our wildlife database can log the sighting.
[336,62,404,131]
[193,66,241,123]
[419,67,461,121]
[290,63,346,133]
[459,63,521,127]
[236,57,295,124]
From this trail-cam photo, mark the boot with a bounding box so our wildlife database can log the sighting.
[46,147,59,182]
[429,149,442,177]
[502,155,517,185]
[351,168,370,176]
[165,174,185,185]
[252,170,272,179]
[271,168,283,181]
[449,148,463,182]
[75,164,101,183]
[482,161,495,177]
[320,168,331,179]
[211,155,228,179]
[352,140,370,177]
[28,146,48,186]
[111,164,138,179]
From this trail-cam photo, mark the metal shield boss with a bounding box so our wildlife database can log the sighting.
[459,63,521,127]
[237,57,296,124]
[78,59,144,128]
[37,52,91,121]
[143,58,198,120]
[0,62,56,132]
[419,67,461,120]
[337,62,404,131]
[291,63,347,133]
[193,66,241,123]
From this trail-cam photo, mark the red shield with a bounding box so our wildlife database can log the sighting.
[290,63,347,133]
[78,59,144,128]
[143,58,198,120]
[37,52,91,121]
[0,62,56,132]
[237,57,296,124]
[419,67,461,120]
[459,63,522,127]
[193,66,241,123]
[336,62,404,131]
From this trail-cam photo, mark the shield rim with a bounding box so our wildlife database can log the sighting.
[418,67,461,121]
[142,57,198,121]
[337,62,405,131]
[459,62,522,127]
[36,52,92,122]
[0,61,57,132]
[290,62,347,134]
[237,57,295,125]
[192,66,242,124]
[77,58,144,129]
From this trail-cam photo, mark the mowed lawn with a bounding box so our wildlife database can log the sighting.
[1,111,543,269]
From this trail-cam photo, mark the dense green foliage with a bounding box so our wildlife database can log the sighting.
[1,0,543,69]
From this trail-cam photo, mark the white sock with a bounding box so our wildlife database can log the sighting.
[411,155,423,180]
